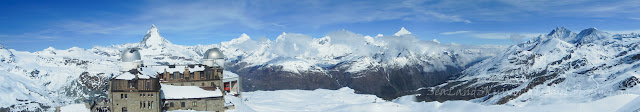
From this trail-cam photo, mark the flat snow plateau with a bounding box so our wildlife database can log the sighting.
[225,87,639,112]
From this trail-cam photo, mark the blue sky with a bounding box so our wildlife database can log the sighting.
[2,0,640,52]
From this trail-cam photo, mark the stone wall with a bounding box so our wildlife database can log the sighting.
[164,97,224,112]
[109,91,161,112]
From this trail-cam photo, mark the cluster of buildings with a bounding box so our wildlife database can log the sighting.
[91,48,240,112]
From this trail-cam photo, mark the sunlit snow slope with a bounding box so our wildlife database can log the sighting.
[0,25,501,111]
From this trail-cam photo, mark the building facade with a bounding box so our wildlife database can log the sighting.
[108,69,162,112]
[92,48,238,112]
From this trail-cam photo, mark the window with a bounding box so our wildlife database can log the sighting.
[170,72,175,79]
[143,101,146,108]
[181,102,185,107]
[192,101,197,107]
[120,94,123,99]
[190,73,195,79]
[205,71,210,79]
[122,107,127,112]
[170,102,174,107]
[201,83,204,86]
[180,73,184,79]
[140,101,143,108]
[146,81,150,90]
[128,80,136,88]
[148,101,151,109]
[125,94,127,98]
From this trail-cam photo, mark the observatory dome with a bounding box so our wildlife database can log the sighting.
[121,48,142,62]
[204,48,224,59]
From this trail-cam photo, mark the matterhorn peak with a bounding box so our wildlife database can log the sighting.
[393,27,412,36]
[141,24,172,48]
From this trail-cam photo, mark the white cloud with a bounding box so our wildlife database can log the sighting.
[606,29,640,34]
[440,31,471,35]
[629,17,640,20]
[509,34,526,43]
[471,33,541,39]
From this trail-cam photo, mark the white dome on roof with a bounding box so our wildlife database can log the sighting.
[203,48,224,68]
[204,48,224,59]
[121,48,142,62]
[121,48,143,71]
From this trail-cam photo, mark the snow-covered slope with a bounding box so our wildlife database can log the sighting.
[221,27,503,99]
[229,87,639,112]
[417,27,640,106]
[0,25,502,111]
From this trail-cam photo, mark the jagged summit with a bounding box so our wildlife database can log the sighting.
[140,24,172,48]
[540,27,610,44]
[222,33,252,46]
[393,27,412,36]
[547,27,574,37]
[275,32,287,41]
[576,27,600,37]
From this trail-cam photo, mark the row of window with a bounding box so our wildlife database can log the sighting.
[120,94,127,99]
[121,80,154,90]
[140,101,154,109]
[140,93,154,97]
[162,71,221,80]
[168,82,216,87]
[120,93,154,99]
[168,101,198,108]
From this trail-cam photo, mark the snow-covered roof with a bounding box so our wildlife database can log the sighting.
[223,70,239,82]
[150,65,207,73]
[161,84,223,99]
[114,67,158,80]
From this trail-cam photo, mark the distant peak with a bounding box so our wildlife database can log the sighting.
[140,24,172,48]
[236,33,251,41]
[547,26,573,38]
[577,27,600,36]
[45,46,56,51]
[394,27,412,36]
[584,27,598,31]
[574,27,609,44]
[222,33,252,45]
[276,32,287,41]
[552,27,568,32]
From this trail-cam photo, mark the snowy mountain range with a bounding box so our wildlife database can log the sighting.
[3,25,640,111]
[0,25,502,111]
[417,27,640,106]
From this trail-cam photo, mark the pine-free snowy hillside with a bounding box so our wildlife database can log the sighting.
[221,28,504,99]
[0,25,502,111]
[417,27,640,106]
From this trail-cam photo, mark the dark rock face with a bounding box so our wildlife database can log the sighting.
[62,72,110,103]
[226,62,466,100]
